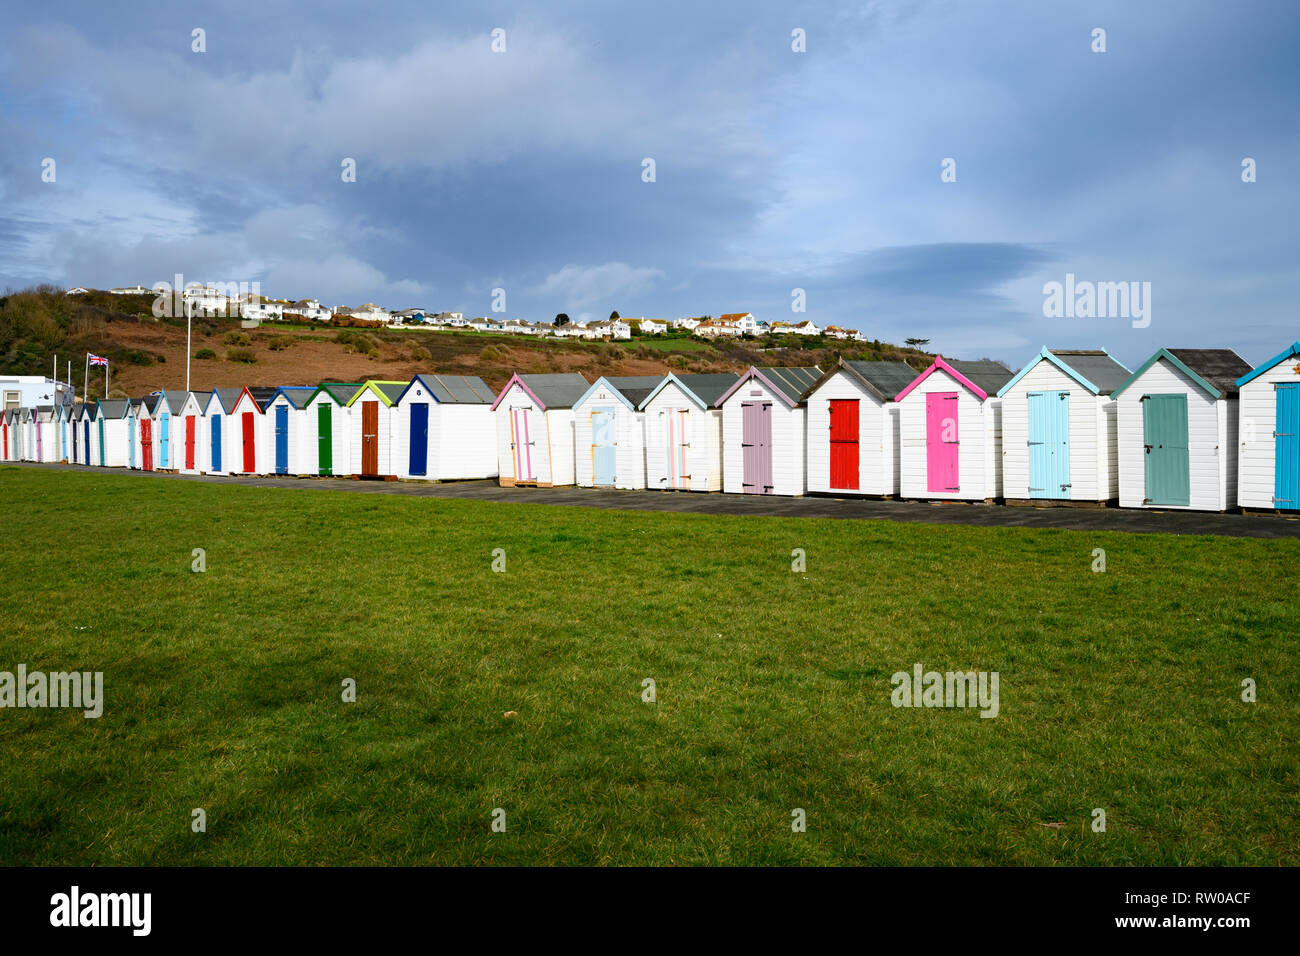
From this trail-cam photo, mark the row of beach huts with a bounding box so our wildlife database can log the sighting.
[4,343,1299,512]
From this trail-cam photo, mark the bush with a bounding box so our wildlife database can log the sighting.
[267,337,292,352]
[194,348,216,360]
[224,331,251,346]
[226,348,256,364]
[128,350,153,366]
[156,353,166,363]
[408,345,431,361]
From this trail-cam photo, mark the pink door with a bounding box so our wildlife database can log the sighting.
[925,392,960,493]
[741,401,773,494]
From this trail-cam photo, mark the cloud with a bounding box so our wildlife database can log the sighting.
[535,262,665,310]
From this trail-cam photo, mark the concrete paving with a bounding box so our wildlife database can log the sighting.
[9,461,1300,538]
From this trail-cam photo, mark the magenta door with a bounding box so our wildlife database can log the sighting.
[925,392,960,493]
[741,401,773,494]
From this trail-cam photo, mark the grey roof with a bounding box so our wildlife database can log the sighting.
[161,390,192,409]
[948,358,1014,395]
[601,375,665,409]
[371,382,407,404]
[671,373,741,408]
[97,399,130,418]
[758,366,823,403]
[409,374,496,404]
[274,387,317,409]
[207,388,243,413]
[1047,349,1131,395]
[1168,348,1253,397]
[836,360,920,401]
[516,373,591,409]
[319,383,363,404]
[141,394,162,414]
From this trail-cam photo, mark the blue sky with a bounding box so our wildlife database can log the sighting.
[1,0,1296,369]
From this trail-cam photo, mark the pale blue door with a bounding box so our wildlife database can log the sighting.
[591,408,617,485]
[160,412,171,468]
[128,416,136,466]
[1027,390,1070,498]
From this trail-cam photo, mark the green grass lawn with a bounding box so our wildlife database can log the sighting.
[0,467,1295,866]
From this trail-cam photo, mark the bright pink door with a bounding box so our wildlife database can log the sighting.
[925,392,960,493]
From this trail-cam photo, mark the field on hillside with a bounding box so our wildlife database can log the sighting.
[0,468,1295,865]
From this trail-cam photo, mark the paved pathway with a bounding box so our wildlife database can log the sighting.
[10,462,1300,538]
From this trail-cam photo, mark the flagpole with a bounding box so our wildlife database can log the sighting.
[84,354,89,405]
[105,361,109,398]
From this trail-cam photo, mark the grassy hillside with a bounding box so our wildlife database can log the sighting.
[0,468,1294,865]
[0,286,932,399]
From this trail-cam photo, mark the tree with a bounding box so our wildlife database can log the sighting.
[554,313,570,327]
[905,337,930,349]
[609,310,620,320]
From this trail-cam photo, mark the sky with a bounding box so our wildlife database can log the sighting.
[0,0,1296,370]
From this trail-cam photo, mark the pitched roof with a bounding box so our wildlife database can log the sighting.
[206,388,243,413]
[307,382,363,406]
[246,386,279,410]
[812,359,919,402]
[997,347,1132,397]
[895,356,1012,402]
[718,366,823,408]
[1112,348,1253,400]
[946,359,1015,395]
[575,375,665,411]
[490,373,591,411]
[638,372,740,410]
[1237,341,1300,388]
[96,399,131,417]
[160,390,191,410]
[400,374,496,404]
[270,386,317,409]
[346,381,407,407]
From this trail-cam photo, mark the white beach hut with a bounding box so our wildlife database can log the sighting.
[393,374,498,481]
[491,373,590,487]
[1111,348,1252,511]
[996,348,1131,505]
[894,357,1013,502]
[1236,342,1300,511]
[805,359,920,497]
[638,373,739,493]
[718,366,822,496]
[572,376,663,489]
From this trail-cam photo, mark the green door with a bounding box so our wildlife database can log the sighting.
[1142,394,1190,506]
[317,403,333,476]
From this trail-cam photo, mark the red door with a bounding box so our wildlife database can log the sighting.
[185,416,196,470]
[926,392,960,493]
[361,402,379,476]
[241,412,256,472]
[829,399,860,490]
[141,420,154,471]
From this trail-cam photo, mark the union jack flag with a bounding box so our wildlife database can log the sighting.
[89,354,108,367]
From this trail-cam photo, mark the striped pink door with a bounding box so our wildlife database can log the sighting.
[741,401,773,494]
[925,392,960,493]
[511,408,535,482]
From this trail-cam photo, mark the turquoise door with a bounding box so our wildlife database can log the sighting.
[1275,383,1299,510]
[1028,390,1070,498]
[591,408,616,485]
[160,412,171,468]
[98,418,105,466]
[1142,394,1190,506]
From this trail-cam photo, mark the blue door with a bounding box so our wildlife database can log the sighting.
[1276,383,1299,510]
[160,412,171,468]
[591,408,617,486]
[83,421,90,463]
[408,403,429,476]
[1027,390,1070,498]
[128,416,136,466]
[211,415,222,471]
[275,405,289,474]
